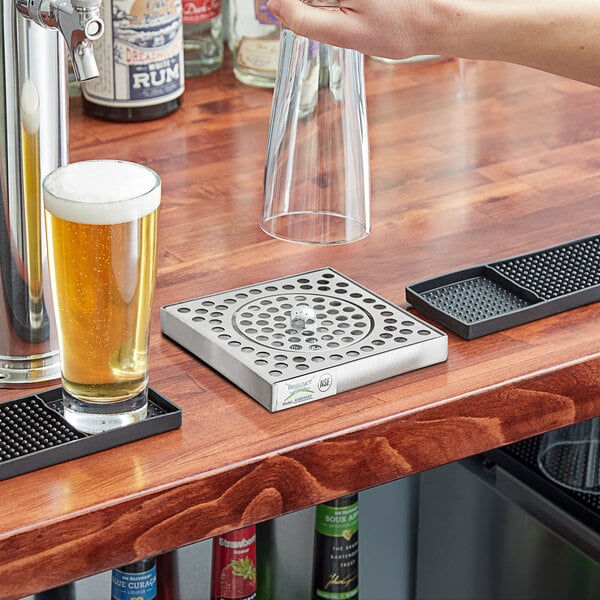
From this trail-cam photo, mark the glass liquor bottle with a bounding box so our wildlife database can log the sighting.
[228,0,280,87]
[211,525,257,600]
[157,551,182,600]
[82,0,185,122]
[111,557,158,600]
[183,0,224,77]
[312,494,359,600]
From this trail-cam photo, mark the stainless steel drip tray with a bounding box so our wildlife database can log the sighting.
[160,268,448,411]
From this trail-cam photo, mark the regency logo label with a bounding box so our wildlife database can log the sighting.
[274,371,337,410]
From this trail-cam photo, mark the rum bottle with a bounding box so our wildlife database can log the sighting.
[312,494,359,600]
[183,0,224,77]
[82,0,185,122]
[228,0,280,87]
[210,525,257,600]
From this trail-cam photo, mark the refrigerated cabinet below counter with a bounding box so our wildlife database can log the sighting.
[416,434,600,600]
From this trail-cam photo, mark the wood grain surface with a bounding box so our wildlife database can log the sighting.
[1,54,600,598]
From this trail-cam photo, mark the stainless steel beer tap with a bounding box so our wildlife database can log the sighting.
[16,0,104,79]
[0,0,104,386]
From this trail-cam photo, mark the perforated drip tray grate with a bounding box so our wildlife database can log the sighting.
[160,268,448,411]
[405,233,600,339]
[0,387,181,480]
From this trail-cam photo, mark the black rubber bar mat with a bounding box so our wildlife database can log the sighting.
[405,233,600,339]
[0,386,182,480]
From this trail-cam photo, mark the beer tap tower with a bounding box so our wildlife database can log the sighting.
[0,0,104,386]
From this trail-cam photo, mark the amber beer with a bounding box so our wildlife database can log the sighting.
[43,160,160,433]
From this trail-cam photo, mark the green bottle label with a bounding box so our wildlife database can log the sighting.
[315,500,359,539]
[313,497,359,600]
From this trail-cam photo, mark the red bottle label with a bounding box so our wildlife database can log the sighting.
[211,526,257,600]
[183,0,221,25]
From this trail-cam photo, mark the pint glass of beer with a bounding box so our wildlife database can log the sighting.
[43,160,160,433]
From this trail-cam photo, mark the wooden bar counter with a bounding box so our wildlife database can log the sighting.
[2,55,600,598]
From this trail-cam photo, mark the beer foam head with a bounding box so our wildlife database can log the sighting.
[43,160,161,225]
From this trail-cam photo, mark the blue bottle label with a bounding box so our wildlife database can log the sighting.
[111,564,157,600]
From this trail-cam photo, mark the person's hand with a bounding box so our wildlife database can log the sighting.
[266,0,439,60]
[265,0,600,88]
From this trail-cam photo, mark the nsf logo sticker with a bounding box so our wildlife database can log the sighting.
[274,371,337,410]
[317,372,333,393]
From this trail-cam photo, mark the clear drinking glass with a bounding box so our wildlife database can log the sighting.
[538,416,600,494]
[262,7,370,245]
[43,160,160,433]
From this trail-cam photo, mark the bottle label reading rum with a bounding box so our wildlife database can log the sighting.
[312,495,359,600]
[83,0,184,114]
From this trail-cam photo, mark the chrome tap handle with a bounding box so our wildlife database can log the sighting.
[16,0,104,81]
[53,0,105,80]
